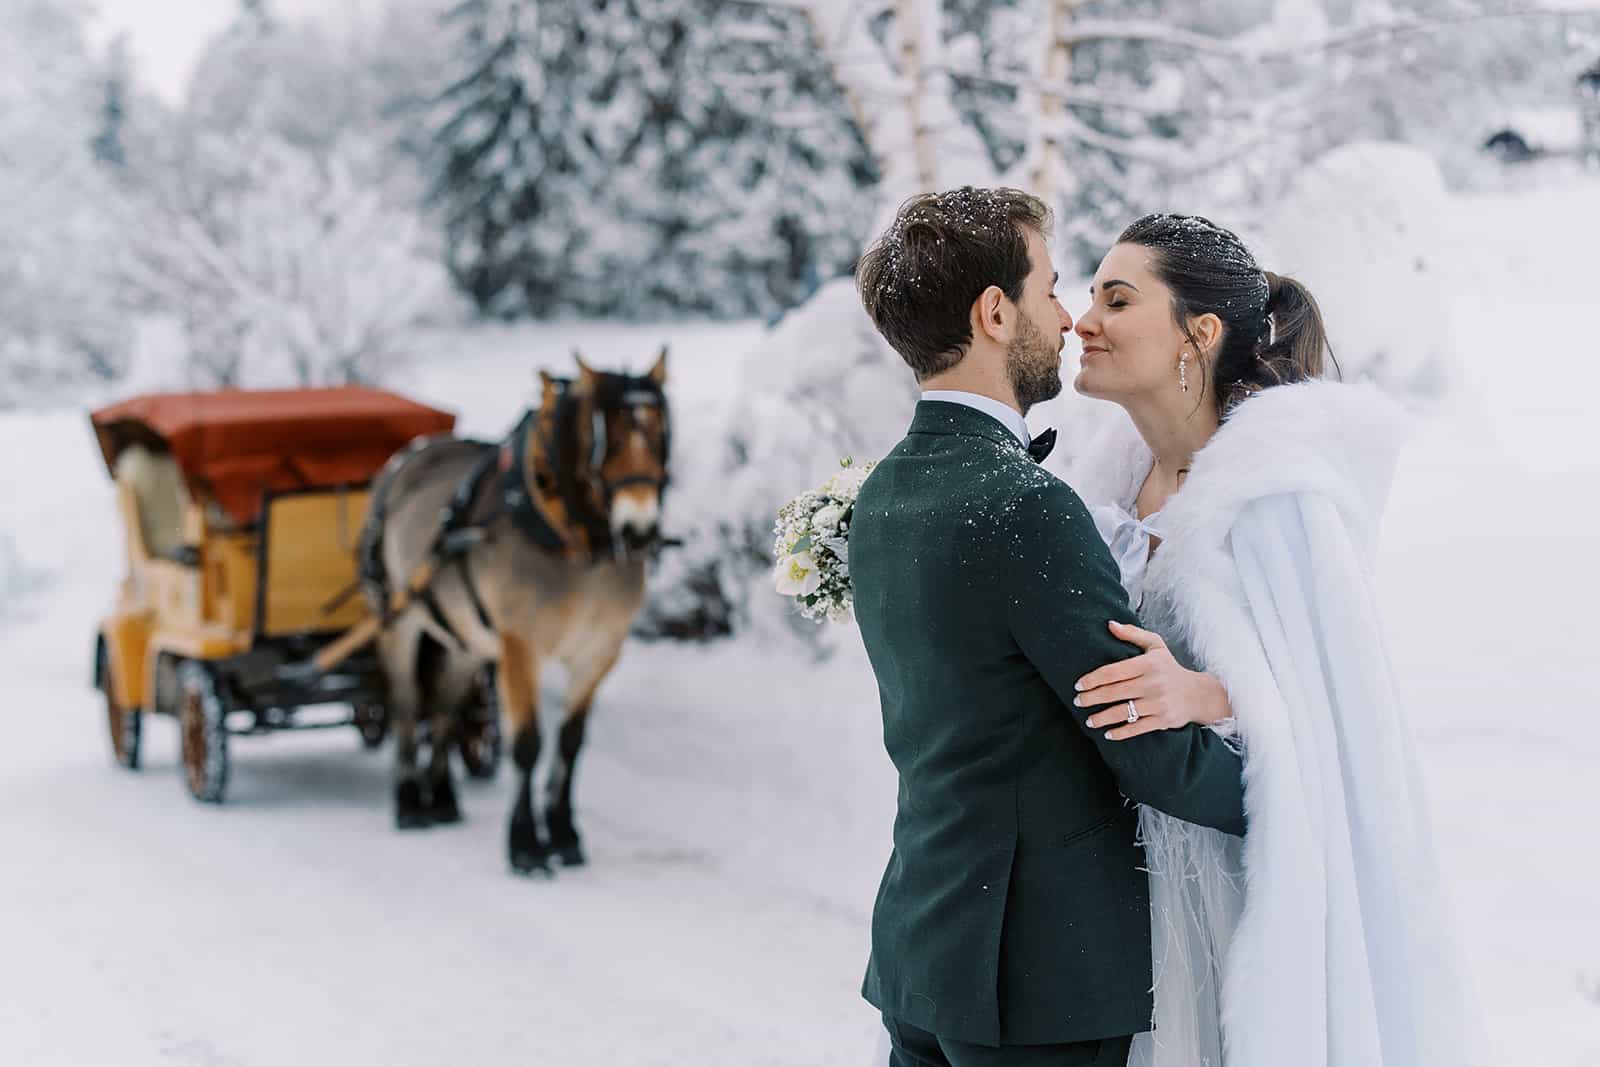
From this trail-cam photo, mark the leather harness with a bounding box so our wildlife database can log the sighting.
[362,374,672,651]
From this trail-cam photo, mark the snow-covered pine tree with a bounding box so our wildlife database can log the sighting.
[428,0,876,321]
[427,0,621,317]
[600,0,879,319]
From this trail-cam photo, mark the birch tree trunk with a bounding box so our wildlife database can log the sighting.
[1027,0,1081,201]
[894,0,941,194]
[779,0,956,214]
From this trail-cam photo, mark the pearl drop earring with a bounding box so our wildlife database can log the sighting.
[1179,353,1189,393]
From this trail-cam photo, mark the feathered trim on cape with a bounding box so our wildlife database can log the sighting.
[1071,381,1486,1067]
[1069,380,1410,565]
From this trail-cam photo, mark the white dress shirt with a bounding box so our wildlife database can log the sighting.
[920,389,1031,447]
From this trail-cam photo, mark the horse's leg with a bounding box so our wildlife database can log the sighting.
[546,644,622,868]
[499,631,550,875]
[418,636,462,825]
[382,625,429,831]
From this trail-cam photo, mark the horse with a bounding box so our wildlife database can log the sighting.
[358,350,671,874]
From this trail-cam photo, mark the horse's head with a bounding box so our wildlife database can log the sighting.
[540,348,670,557]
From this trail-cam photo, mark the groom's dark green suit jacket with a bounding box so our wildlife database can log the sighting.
[852,400,1247,1048]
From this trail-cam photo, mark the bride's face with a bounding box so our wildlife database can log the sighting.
[1073,243,1189,403]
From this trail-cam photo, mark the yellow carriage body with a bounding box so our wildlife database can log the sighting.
[88,388,456,797]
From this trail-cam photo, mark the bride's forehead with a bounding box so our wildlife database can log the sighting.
[1092,243,1157,287]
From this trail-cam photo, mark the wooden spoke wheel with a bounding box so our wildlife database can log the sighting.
[459,668,501,780]
[459,714,502,780]
[99,644,141,770]
[354,702,388,749]
[177,660,229,804]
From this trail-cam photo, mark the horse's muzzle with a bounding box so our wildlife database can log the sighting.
[618,523,659,555]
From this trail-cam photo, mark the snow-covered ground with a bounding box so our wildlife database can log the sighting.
[3,174,1598,1065]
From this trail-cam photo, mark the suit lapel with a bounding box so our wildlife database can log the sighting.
[908,399,1027,456]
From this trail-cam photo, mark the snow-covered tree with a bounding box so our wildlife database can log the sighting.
[91,33,131,169]
[784,0,1600,264]
[114,4,451,389]
[1583,56,1600,164]
[0,0,132,406]
[427,0,876,321]
[645,0,1600,639]
[603,0,879,318]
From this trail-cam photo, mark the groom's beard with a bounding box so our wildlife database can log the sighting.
[1007,313,1064,414]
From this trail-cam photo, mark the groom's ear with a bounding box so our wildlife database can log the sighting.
[972,285,1011,344]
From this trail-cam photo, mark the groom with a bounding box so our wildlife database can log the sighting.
[850,188,1248,1067]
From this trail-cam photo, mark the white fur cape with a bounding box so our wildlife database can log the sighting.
[1070,382,1488,1067]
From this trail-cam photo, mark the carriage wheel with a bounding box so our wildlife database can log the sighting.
[459,714,502,780]
[459,667,501,780]
[98,644,141,770]
[354,702,388,749]
[177,660,229,804]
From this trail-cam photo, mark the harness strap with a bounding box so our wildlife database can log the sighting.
[409,446,501,648]
[486,412,570,554]
[419,586,466,649]
[457,553,495,632]
[360,374,675,652]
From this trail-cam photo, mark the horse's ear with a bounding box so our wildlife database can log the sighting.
[538,369,560,405]
[574,352,598,394]
[648,346,668,387]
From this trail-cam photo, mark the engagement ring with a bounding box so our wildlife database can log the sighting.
[1126,701,1140,724]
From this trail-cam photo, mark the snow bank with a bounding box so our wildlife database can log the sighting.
[0,531,50,619]
[1252,142,1461,400]
[638,278,920,643]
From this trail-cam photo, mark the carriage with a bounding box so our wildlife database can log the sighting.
[89,387,503,803]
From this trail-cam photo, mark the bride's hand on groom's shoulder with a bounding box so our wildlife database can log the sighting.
[1073,621,1233,740]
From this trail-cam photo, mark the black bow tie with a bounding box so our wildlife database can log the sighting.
[1027,427,1057,464]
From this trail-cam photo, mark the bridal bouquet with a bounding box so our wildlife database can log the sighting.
[772,458,875,624]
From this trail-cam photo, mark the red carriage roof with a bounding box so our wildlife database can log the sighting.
[90,387,457,525]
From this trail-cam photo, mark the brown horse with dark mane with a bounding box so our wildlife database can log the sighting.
[358,350,670,874]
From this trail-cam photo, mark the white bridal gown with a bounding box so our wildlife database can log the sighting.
[1074,381,1489,1067]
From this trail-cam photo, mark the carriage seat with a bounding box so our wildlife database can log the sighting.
[114,445,193,562]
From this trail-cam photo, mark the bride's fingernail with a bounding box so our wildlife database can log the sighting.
[1073,696,1083,706]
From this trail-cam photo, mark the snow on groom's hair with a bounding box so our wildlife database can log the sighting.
[855,187,1051,380]
[1119,213,1340,416]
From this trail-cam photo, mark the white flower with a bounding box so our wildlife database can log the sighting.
[773,459,875,624]
[812,503,845,534]
[827,465,870,501]
[773,552,823,597]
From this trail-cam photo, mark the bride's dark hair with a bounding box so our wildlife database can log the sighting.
[1117,213,1338,414]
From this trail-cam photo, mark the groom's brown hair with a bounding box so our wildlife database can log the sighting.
[855,187,1051,380]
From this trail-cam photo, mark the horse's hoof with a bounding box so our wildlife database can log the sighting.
[556,842,586,867]
[395,780,429,830]
[508,820,550,875]
[509,851,554,878]
[428,780,462,825]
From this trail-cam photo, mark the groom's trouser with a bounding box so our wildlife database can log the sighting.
[882,1014,1132,1067]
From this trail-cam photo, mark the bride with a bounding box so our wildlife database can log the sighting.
[1066,214,1488,1067]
